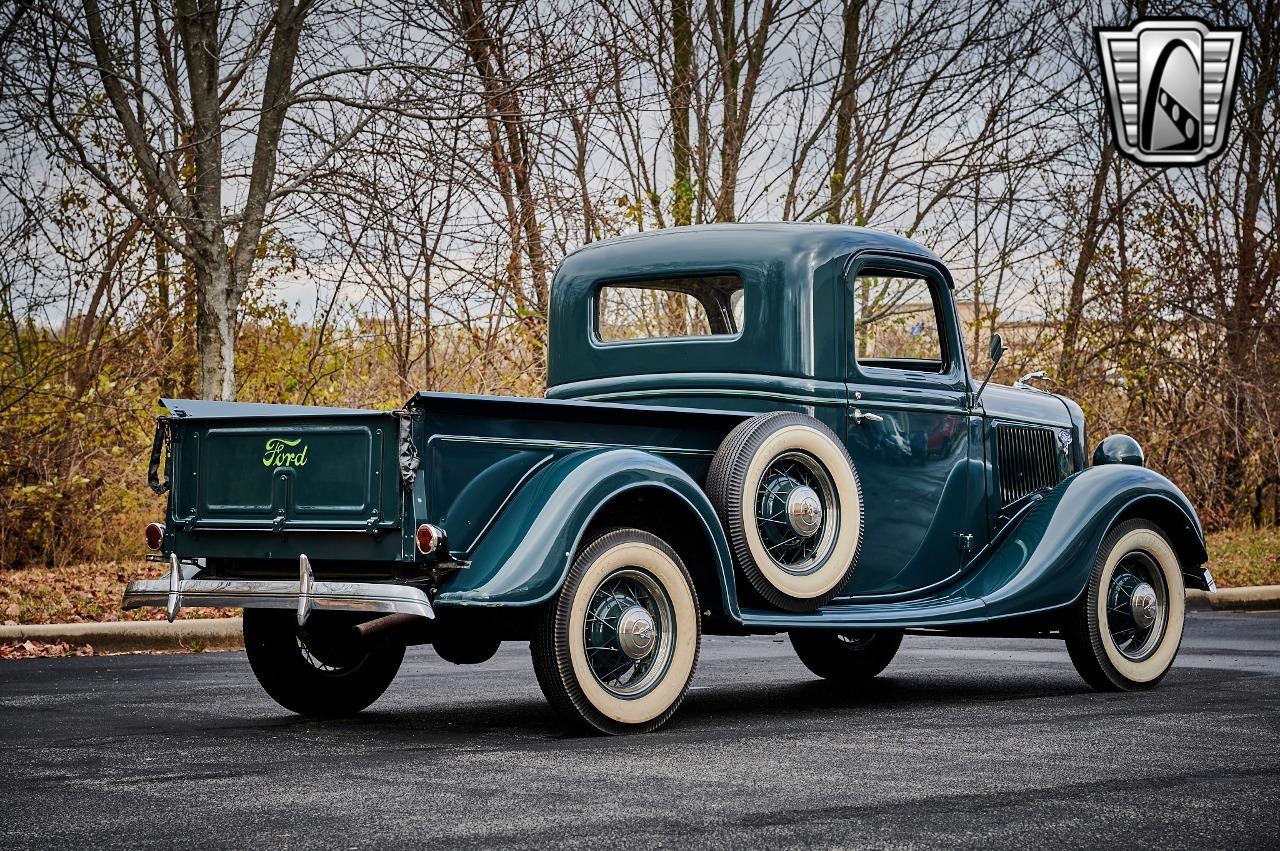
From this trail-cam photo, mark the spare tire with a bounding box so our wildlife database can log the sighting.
[706,411,863,611]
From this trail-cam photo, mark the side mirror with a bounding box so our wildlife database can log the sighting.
[988,334,1007,363]
[974,334,1007,407]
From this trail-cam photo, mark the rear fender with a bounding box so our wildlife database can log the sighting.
[962,464,1207,620]
[434,448,738,615]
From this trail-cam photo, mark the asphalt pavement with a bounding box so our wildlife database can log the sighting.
[2,610,1278,849]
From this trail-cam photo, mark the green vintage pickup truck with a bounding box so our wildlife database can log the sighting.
[127,224,1212,734]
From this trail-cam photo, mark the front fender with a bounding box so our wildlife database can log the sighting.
[962,464,1207,620]
[433,448,737,613]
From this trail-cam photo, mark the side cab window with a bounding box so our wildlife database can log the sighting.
[853,268,948,373]
[846,259,965,387]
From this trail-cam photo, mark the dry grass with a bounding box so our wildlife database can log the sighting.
[1206,526,1280,588]
[1,527,1277,627]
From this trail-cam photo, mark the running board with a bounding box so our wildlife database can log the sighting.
[740,595,988,631]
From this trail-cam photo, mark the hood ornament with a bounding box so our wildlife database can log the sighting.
[1013,370,1050,392]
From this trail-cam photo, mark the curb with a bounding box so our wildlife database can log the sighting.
[2,586,1277,655]
[0,617,243,653]
[1186,585,1280,612]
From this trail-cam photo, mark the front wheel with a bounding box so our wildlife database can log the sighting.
[1064,519,1186,691]
[531,528,701,735]
[790,630,903,681]
[243,609,405,716]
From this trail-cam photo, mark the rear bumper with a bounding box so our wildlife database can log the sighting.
[122,554,434,624]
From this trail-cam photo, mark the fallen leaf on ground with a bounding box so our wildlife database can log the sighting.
[0,640,96,659]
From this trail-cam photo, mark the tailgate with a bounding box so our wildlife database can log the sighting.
[159,399,404,537]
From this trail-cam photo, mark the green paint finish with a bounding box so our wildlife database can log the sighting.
[146,224,1206,636]
[160,401,407,566]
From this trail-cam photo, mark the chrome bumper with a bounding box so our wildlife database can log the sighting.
[122,554,435,625]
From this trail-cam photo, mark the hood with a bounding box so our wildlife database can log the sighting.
[978,384,1072,427]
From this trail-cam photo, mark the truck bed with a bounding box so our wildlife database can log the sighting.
[155,392,746,576]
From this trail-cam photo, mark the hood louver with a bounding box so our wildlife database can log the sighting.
[996,424,1066,506]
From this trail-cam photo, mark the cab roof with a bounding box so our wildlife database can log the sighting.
[558,223,945,281]
[547,223,949,392]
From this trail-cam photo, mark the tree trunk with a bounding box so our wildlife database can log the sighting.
[195,260,235,401]
[670,0,694,227]
[712,0,739,221]
[1057,144,1114,387]
[1219,5,1277,510]
[457,0,549,320]
[708,0,776,223]
[828,0,863,224]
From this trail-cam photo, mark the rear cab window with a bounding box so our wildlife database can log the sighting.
[596,274,744,343]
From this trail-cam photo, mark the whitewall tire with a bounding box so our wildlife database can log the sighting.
[707,412,863,611]
[1065,519,1186,691]
[531,528,701,735]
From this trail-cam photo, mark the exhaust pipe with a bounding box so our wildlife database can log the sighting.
[352,612,433,647]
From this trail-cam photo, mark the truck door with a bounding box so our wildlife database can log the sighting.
[840,255,975,597]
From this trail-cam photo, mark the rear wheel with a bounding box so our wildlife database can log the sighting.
[1064,519,1186,691]
[790,630,903,681]
[531,528,701,735]
[243,609,404,716]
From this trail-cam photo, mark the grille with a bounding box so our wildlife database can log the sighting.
[996,424,1064,505]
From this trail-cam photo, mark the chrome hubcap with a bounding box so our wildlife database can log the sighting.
[616,605,657,660]
[1129,582,1159,629]
[786,486,823,537]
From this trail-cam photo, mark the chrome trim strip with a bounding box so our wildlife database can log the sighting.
[574,388,976,418]
[123,569,435,620]
[426,434,715,458]
[980,411,1072,427]
[575,387,847,408]
[575,386,1068,426]
[175,525,396,534]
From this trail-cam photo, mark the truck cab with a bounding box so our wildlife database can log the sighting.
[126,223,1210,735]
[546,224,1084,598]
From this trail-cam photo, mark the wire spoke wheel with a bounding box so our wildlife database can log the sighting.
[296,631,368,674]
[243,609,404,717]
[1104,551,1168,662]
[531,528,701,735]
[790,629,903,681]
[1064,519,1187,692]
[707,412,864,612]
[583,569,675,698]
[755,450,839,573]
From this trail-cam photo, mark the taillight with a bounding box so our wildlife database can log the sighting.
[415,523,446,555]
[144,522,165,551]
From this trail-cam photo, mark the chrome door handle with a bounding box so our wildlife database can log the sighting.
[851,408,884,425]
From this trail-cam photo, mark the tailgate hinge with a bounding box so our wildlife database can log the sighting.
[394,409,420,488]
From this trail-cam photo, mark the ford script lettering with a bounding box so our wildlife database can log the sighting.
[262,437,309,468]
